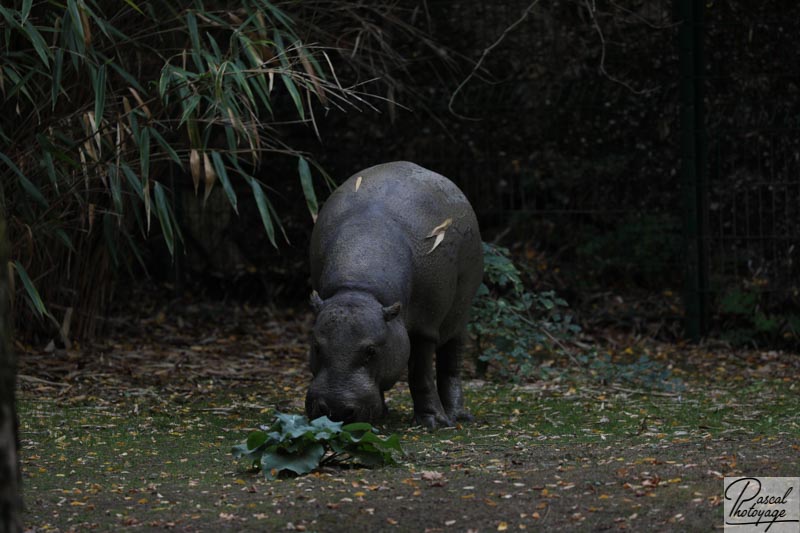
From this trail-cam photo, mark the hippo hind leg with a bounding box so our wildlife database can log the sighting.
[436,331,473,423]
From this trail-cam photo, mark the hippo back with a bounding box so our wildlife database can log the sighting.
[310,161,483,345]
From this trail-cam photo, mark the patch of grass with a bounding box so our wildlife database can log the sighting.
[18,376,800,531]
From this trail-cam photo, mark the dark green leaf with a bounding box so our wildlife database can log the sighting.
[153,181,174,255]
[54,229,76,253]
[12,260,50,319]
[67,0,85,44]
[149,127,181,166]
[251,179,277,247]
[260,444,324,479]
[0,151,48,207]
[108,164,123,214]
[139,127,150,183]
[21,0,33,23]
[281,74,304,120]
[122,0,145,16]
[52,47,64,109]
[93,64,106,122]
[247,430,269,450]
[24,21,50,67]
[297,156,317,219]
[103,213,120,267]
[120,163,144,201]
[210,152,238,214]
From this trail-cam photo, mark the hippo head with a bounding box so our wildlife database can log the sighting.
[305,291,409,423]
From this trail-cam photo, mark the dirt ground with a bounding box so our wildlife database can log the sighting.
[15,295,800,532]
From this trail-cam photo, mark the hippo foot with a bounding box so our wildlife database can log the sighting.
[414,411,454,429]
[448,409,474,423]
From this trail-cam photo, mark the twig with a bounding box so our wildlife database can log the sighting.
[610,385,679,397]
[448,0,542,120]
[583,0,658,95]
[609,1,679,30]
[17,375,69,387]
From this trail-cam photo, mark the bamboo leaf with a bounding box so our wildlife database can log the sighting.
[42,151,58,190]
[281,74,305,120]
[92,64,106,123]
[179,94,201,127]
[426,218,453,254]
[12,260,50,319]
[149,127,181,166]
[0,151,48,208]
[21,0,33,23]
[108,163,123,214]
[251,178,276,247]
[153,181,175,256]
[24,21,50,67]
[103,213,119,266]
[122,0,145,16]
[186,11,203,70]
[158,64,172,98]
[139,126,150,183]
[210,152,238,214]
[79,4,91,47]
[143,178,151,233]
[52,47,64,109]
[108,62,144,92]
[54,229,76,253]
[202,151,216,204]
[120,162,144,201]
[67,0,85,45]
[298,156,318,221]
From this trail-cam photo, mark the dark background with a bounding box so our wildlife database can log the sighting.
[164,0,798,346]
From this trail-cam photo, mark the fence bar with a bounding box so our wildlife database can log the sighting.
[678,0,709,339]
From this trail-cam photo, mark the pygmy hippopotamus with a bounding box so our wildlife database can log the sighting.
[305,161,484,429]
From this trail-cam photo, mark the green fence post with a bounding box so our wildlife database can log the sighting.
[678,0,709,339]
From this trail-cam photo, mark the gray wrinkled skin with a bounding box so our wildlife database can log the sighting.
[306,161,483,429]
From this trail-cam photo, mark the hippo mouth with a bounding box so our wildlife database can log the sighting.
[305,395,383,424]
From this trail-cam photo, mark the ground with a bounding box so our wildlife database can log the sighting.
[15,292,800,532]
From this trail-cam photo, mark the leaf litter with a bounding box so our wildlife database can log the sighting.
[14,283,800,531]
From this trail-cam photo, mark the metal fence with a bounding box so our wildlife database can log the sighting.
[316,1,799,339]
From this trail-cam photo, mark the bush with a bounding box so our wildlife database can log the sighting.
[0,1,438,339]
[469,243,579,380]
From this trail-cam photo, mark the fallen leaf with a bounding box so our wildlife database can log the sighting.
[497,521,508,531]
[426,218,452,254]
[426,217,453,238]
[421,471,444,481]
[190,149,201,194]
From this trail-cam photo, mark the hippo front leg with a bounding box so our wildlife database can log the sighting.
[408,337,453,429]
[437,332,473,422]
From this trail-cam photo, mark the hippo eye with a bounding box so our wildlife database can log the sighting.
[310,338,321,356]
[364,345,378,362]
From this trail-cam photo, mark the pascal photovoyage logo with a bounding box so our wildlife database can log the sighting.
[724,477,800,532]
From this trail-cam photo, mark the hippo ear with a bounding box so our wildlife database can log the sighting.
[310,291,324,314]
[382,302,402,322]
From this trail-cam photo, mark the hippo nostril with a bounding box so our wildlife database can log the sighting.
[317,398,329,415]
[342,407,355,421]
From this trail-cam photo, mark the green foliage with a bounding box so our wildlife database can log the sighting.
[717,287,799,345]
[231,413,403,479]
[469,243,579,380]
[0,1,427,337]
[576,214,682,286]
[575,352,685,393]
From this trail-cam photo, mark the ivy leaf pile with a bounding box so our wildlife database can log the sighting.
[231,413,403,479]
